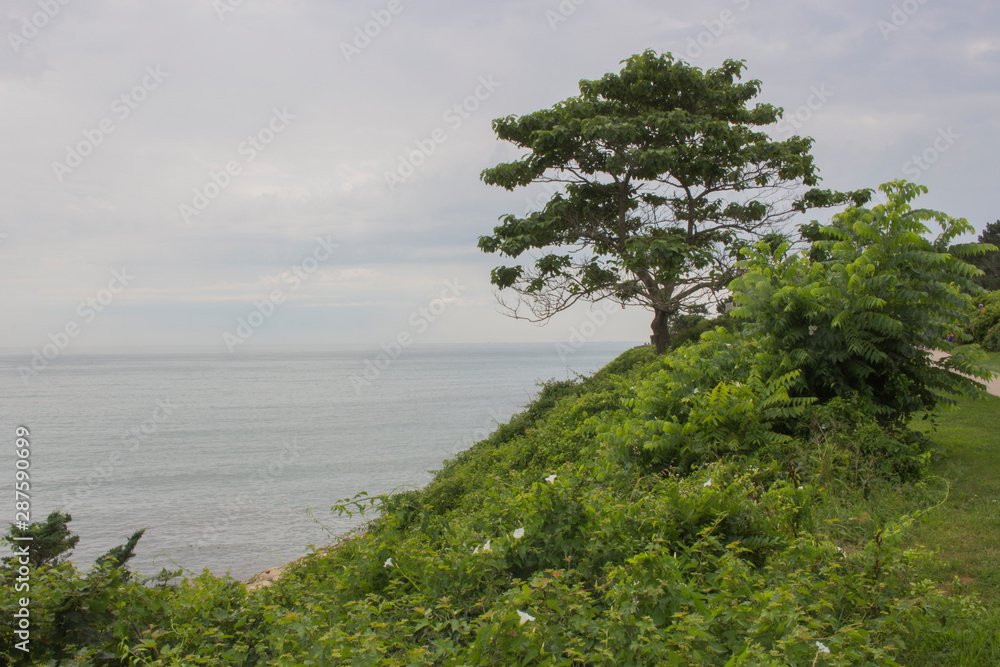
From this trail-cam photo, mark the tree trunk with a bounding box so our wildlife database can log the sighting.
[650,308,671,354]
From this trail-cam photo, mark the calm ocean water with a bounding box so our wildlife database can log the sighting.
[0,342,635,580]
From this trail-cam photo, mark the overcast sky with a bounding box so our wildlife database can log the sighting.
[2,0,998,353]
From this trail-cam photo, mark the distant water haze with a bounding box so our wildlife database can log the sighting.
[0,342,636,580]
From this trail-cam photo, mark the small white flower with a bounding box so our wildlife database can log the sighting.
[797,485,804,490]
[703,479,712,487]
[513,527,525,539]
[517,610,535,625]
[472,545,479,555]
[816,641,830,654]
[693,387,699,394]
[482,539,491,553]
[544,473,557,484]
[383,557,394,568]
[808,325,818,336]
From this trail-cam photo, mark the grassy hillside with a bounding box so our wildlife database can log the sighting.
[911,393,1000,601]
[4,342,997,665]
[903,354,1000,662]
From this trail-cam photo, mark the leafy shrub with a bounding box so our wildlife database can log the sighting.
[984,325,1000,352]
[1,511,79,570]
[249,451,940,666]
[0,515,155,664]
[668,313,739,350]
[970,290,1000,350]
[604,330,812,472]
[969,220,1000,290]
[796,395,935,488]
[731,180,992,426]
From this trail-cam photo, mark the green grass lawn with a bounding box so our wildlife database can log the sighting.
[900,353,1000,664]
[978,349,1000,376]
[911,392,1000,601]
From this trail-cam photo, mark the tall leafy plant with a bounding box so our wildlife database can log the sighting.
[604,331,813,471]
[731,180,994,425]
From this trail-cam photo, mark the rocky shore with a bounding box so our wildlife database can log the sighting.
[244,532,361,590]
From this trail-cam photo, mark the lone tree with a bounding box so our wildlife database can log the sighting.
[479,50,869,352]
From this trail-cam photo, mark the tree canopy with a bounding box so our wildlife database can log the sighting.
[479,50,869,352]
[2,510,78,570]
[970,220,1000,291]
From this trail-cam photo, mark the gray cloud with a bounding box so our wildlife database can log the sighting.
[1,0,998,350]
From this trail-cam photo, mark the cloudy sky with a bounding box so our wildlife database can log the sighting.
[2,0,998,352]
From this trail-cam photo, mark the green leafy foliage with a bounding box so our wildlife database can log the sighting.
[970,220,1000,291]
[1,510,79,570]
[970,290,1000,351]
[731,180,994,426]
[95,528,145,572]
[668,312,739,349]
[0,518,158,664]
[604,330,813,472]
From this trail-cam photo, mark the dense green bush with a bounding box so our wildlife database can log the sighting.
[731,180,992,426]
[603,330,813,472]
[800,395,936,485]
[0,514,154,664]
[970,290,1000,351]
[1,511,79,570]
[969,220,1000,291]
[985,326,1000,352]
[667,313,739,350]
